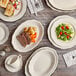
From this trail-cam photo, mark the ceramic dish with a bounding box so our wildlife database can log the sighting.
[12,20,44,52]
[48,15,76,49]
[5,55,23,72]
[46,0,76,12]
[0,0,27,22]
[25,47,58,76]
[0,22,9,45]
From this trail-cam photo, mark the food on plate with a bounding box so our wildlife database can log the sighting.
[0,0,9,8]
[0,0,21,16]
[4,3,15,16]
[56,23,74,41]
[16,27,37,47]
[9,0,21,9]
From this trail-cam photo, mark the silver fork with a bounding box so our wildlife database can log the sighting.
[30,0,38,16]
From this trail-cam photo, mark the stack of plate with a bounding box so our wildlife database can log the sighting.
[46,0,76,11]
[48,15,76,49]
[25,47,58,76]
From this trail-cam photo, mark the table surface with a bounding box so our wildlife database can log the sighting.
[0,0,76,76]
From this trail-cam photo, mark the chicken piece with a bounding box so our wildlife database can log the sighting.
[0,0,9,8]
[24,27,28,33]
[28,27,36,35]
[32,27,37,31]
[4,3,15,16]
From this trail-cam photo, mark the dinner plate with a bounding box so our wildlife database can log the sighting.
[0,0,27,22]
[12,20,44,52]
[0,22,9,45]
[5,55,23,72]
[46,0,76,11]
[48,15,76,49]
[25,47,58,76]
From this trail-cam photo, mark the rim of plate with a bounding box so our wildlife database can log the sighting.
[46,0,76,12]
[0,22,9,45]
[25,47,58,76]
[0,0,27,22]
[48,15,76,49]
[12,20,44,52]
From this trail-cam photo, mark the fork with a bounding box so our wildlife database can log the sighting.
[30,0,38,16]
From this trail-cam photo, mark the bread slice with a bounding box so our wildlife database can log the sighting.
[0,0,9,8]
[4,3,15,16]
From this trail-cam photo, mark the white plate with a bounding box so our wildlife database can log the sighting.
[12,20,44,52]
[48,15,76,49]
[49,0,76,10]
[0,22,9,45]
[46,0,60,11]
[25,47,58,76]
[0,0,27,22]
[5,55,23,72]
[46,0,76,11]
[0,26,5,41]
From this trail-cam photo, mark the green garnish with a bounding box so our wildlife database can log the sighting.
[56,23,74,41]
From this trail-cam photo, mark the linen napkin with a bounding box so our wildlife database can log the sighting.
[63,50,76,67]
[27,0,44,15]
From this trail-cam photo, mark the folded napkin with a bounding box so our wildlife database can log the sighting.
[27,0,44,15]
[63,50,76,67]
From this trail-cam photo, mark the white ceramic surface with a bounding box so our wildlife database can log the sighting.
[49,0,76,10]
[48,15,76,49]
[12,20,44,52]
[0,0,27,22]
[25,47,58,76]
[0,22,9,45]
[10,55,22,68]
[46,0,76,12]
[0,27,5,41]
[5,55,23,72]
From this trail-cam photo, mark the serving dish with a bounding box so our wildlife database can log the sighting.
[12,20,44,52]
[25,47,58,76]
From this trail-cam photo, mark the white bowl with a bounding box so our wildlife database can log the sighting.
[25,47,58,76]
[0,0,27,22]
[48,15,76,49]
[12,20,44,52]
